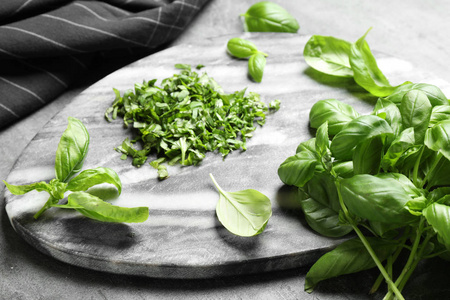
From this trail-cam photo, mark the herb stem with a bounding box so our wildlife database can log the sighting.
[412,146,424,187]
[33,196,55,219]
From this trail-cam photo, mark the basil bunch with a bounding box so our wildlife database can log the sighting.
[304,28,405,97]
[278,83,450,298]
[227,38,268,82]
[4,117,148,223]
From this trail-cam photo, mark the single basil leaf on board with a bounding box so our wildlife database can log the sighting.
[330,115,393,161]
[372,98,402,136]
[303,35,353,77]
[66,167,122,195]
[339,173,419,224]
[381,127,415,172]
[424,120,450,161]
[309,99,360,135]
[400,90,432,144]
[423,203,450,250]
[241,1,299,33]
[385,83,449,107]
[210,174,272,237]
[55,117,90,183]
[53,192,149,223]
[227,38,262,58]
[305,237,397,293]
[429,105,450,127]
[349,28,398,97]
[248,53,266,83]
[300,172,352,237]
[3,180,52,195]
[278,151,319,188]
[352,135,383,175]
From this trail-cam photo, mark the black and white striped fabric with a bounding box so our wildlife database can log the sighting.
[0,0,209,129]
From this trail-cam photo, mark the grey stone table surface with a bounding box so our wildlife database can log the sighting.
[2,1,450,299]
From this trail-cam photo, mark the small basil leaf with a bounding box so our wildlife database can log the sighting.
[385,83,449,107]
[66,167,122,195]
[53,192,149,223]
[372,98,402,136]
[352,135,383,175]
[210,174,272,237]
[55,117,90,183]
[381,127,415,171]
[305,237,397,292]
[330,115,393,161]
[303,35,353,77]
[227,38,260,58]
[429,105,450,127]
[349,28,398,97]
[309,99,360,135]
[425,120,450,161]
[278,151,319,188]
[400,90,432,144]
[315,122,332,172]
[248,53,266,83]
[3,180,52,195]
[332,161,354,178]
[423,203,450,250]
[241,1,300,33]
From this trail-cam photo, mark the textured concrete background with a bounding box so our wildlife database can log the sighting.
[2,0,450,299]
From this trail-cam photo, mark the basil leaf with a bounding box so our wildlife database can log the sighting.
[55,117,90,183]
[423,203,450,250]
[66,167,122,195]
[425,120,450,161]
[248,53,266,83]
[3,180,52,195]
[372,98,402,136]
[349,28,397,97]
[241,1,299,33]
[53,192,148,223]
[301,172,352,237]
[330,115,393,161]
[381,127,415,171]
[309,99,360,135]
[340,173,419,224]
[426,156,450,189]
[227,38,260,58]
[429,105,450,127]
[352,135,383,175]
[303,35,353,77]
[305,237,397,292]
[278,151,319,188]
[400,90,432,144]
[385,83,449,107]
[210,174,272,237]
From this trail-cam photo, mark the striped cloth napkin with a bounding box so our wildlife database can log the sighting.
[0,0,209,129]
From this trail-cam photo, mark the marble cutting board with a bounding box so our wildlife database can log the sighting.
[4,33,450,279]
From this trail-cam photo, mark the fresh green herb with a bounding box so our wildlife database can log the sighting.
[3,117,148,223]
[278,84,450,298]
[240,1,300,33]
[105,64,280,179]
[210,173,272,236]
[248,52,266,83]
[227,38,268,83]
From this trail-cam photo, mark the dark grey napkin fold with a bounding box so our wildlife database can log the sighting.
[0,0,210,128]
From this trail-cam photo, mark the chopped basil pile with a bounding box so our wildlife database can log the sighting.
[105,64,280,179]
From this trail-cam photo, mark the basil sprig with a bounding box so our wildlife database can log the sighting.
[241,1,300,33]
[227,38,268,83]
[279,83,450,298]
[4,117,148,223]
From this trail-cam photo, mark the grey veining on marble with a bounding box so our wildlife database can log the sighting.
[4,33,450,279]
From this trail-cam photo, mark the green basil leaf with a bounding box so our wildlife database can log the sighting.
[303,35,353,77]
[55,117,90,182]
[426,156,450,189]
[429,187,450,203]
[400,90,432,144]
[295,137,317,154]
[305,237,397,292]
[349,28,397,97]
[381,127,415,172]
[423,203,450,250]
[340,173,419,224]
[385,83,449,107]
[301,172,352,237]
[369,221,402,239]
[425,120,450,161]
[315,122,332,171]
[3,180,52,195]
[429,105,450,127]
[53,192,148,223]
[241,1,299,33]
[309,99,360,135]
[248,53,266,83]
[227,38,260,58]
[332,161,354,178]
[66,167,122,195]
[352,135,383,175]
[278,151,319,188]
[330,115,393,161]
[372,98,402,136]
[210,174,272,237]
